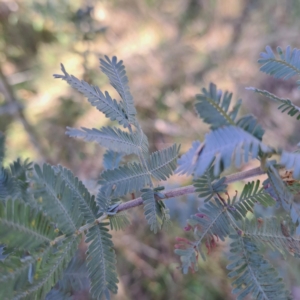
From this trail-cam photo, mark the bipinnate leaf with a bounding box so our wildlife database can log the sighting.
[54,165,98,224]
[265,164,300,235]
[176,140,202,176]
[66,126,147,156]
[179,126,270,178]
[34,164,82,235]
[228,180,276,220]
[45,250,90,299]
[0,199,56,250]
[247,87,300,120]
[195,83,241,129]
[13,236,80,300]
[52,166,119,299]
[236,114,265,141]
[175,197,232,273]
[193,163,227,202]
[54,64,130,128]
[258,45,300,82]
[242,217,300,256]
[227,234,289,300]
[100,56,137,124]
[99,162,152,197]
[85,222,118,299]
[141,188,162,233]
[147,144,180,181]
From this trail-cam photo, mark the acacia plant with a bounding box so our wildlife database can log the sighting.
[1,45,300,299]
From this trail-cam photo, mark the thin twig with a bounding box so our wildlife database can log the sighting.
[51,166,266,245]
[116,166,265,212]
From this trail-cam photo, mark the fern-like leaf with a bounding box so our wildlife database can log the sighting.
[228,180,275,220]
[191,198,232,241]
[66,126,146,156]
[227,234,289,300]
[184,126,270,177]
[193,163,227,202]
[265,164,300,235]
[141,188,162,233]
[259,45,300,81]
[99,162,152,197]
[54,165,98,224]
[236,114,265,141]
[54,64,130,128]
[0,199,56,250]
[100,56,137,125]
[266,164,293,212]
[174,247,198,275]
[13,236,80,300]
[176,140,202,176]
[34,164,82,235]
[85,222,118,299]
[147,144,180,181]
[46,250,90,299]
[247,87,300,120]
[195,83,241,129]
[243,217,300,256]
[175,198,232,274]
[54,166,119,299]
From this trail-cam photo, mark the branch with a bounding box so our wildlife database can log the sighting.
[116,166,264,212]
[50,166,265,245]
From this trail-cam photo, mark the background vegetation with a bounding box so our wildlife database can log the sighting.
[1,0,300,299]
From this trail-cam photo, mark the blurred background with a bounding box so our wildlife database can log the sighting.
[1,0,300,299]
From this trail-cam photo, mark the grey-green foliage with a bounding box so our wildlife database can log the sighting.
[0,52,177,299]
[227,234,290,300]
[54,64,131,128]
[195,83,241,129]
[175,45,300,300]
[4,45,300,300]
[177,125,271,177]
[246,87,300,120]
[258,45,300,84]
[193,162,227,202]
[227,180,275,220]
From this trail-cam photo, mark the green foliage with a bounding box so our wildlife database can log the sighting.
[258,45,300,83]
[100,56,137,125]
[242,217,300,256]
[227,234,290,300]
[85,223,118,300]
[4,45,300,299]
[0,199,56,250]
[34,164,82,235]
[195,82,241,129]
[177,125,271,177]
[227,180,276,220]
[99,162,152,197]
[66,126,147,156]
[141,188,170,233]
[193,163,227,202]
[246,87,300,120]
[54,64,131,128]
